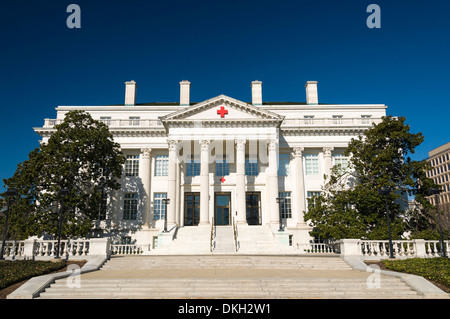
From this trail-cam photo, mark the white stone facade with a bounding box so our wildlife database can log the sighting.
[34,80,387,249]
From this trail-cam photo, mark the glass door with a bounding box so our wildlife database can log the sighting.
[184,192,200,226]
[246,192,261,225]
[215,192,231,226]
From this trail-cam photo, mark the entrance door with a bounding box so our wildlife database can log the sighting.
[215,192,231,226]
[184,192,200,226]
[246,192,261,225]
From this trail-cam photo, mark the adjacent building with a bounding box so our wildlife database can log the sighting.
[426,142,450,226]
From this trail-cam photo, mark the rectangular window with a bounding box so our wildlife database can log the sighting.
[278,153,290,176]
[125,155,139,177]
[186,155,200,177]
[123,193,138,220]
[305,154,319,175]
[333,154,349,173]
[361,115,372,124]
[278,192,292,219]
[332,115,343,124]
[155,155,169,176]
[98,192,108,220]
[245,154,259,176]
[307,191,322,208]
[129,116,140,126]
[153,193,167,221]
[304,115,314,125]
[100,117,111,126]
[216,154,230,176]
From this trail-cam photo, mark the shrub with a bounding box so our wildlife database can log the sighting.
[382,258,450,288]
[0,260,66,290]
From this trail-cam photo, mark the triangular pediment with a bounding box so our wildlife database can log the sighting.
[160,95,284,123]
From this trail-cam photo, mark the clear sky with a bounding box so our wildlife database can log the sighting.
[1,0,449,188]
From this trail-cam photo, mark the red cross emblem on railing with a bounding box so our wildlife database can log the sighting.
[217,106,228,118]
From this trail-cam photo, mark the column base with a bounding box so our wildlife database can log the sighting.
[198,221,210,226]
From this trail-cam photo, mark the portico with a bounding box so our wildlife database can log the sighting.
[153,95,290,230]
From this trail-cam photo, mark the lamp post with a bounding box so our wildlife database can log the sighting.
[162,198,170,233]
[428,188,447,258]
[276,197,284,232]
[378,186,395,259]
[55,188,70,259]
[0,188,17,261]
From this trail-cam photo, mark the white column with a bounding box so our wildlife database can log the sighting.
[140,148,152,227]
[323,147,334,181]
[175,157,181,226]
[235,139,247,224]
[199,139,211,225]
[293,147,307,227]
[167,140,179,227]
[267,139,280,225]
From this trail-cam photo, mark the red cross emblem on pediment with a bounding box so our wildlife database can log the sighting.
[217,106,228,118]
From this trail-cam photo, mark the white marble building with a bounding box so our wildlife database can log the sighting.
[34,80,386,251]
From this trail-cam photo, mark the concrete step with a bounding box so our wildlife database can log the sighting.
[38,277,420,299]
[101,256,352,270]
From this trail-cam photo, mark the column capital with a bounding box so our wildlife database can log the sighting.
[235,139,246,150]
[168,139,180,151]
[323,147,334,157]
[199,139,211,151]
[267,139,278,151]
[140,148,152,159]
[293,147,304,158]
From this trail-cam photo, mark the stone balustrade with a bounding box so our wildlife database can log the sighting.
[110,244,147,255]
[1,238,110,260]
[340,239,450,259]
[1,238,448,260]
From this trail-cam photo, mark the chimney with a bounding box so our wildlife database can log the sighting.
[180,80,191,106]
[251,80,263,105]
[125,80,137,106]
[305,81,318,105]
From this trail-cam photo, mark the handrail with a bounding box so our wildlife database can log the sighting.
[210,217,215,252]
[233,217,238,252]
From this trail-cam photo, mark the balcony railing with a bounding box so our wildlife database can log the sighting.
[42,117,382,129]
[43,119,164,128]
[281,117,382,127]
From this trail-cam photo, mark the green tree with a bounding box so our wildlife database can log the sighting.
[304,116,441,240]
[1,111,125,239]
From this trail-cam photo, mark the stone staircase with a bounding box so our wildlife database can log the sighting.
[213,226,236,253]
[37,255,424,299]
[151,224,296,255]
[237,225,294,254]
[151,226,211,254]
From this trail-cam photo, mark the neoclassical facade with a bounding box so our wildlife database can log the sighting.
[34,80,386,250]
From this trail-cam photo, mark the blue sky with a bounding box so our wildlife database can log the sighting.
[1,0,449,187]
